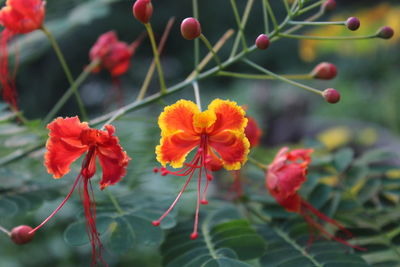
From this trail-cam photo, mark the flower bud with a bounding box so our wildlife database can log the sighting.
[376,26,394,39]
[255,34,270,50]
[321,0,336,13]
[10,225,34,245]
[322,88,340,104]
[311,62,337,80]
[346,17,360,31]
[132,0,153,24]
[180,17,202,40]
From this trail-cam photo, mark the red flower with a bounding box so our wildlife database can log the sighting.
[30,117,130,265]
[90,31,142,77]
[153,99,250,239]
[0,0,45,109]
[266,147,363,249]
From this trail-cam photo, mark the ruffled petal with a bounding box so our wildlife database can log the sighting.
[245,116,262,148]
[156,132,200,168]
[158,100,199,137]
[207,99,247,134]
[45,117,89,178]
[96,125,130,189]
[208,130,250,170]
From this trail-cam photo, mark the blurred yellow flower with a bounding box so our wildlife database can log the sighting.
[299,3,400,62]
[317,126,351,150]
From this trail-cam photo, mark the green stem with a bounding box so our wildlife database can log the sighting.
[43,59,100,125]
[192,81,202,111]
[297,0,325,15]
[283,0,291,16]
[230,0,254,58]
[263,0,279,31]
[199,34,222,68]
[218,71,313,80]
[202,216,218,259]
[106,189,124,215]
[0,225,11,237]
[242,59,323,96]
[229,0,248,55]
[144,23,167,95]
[283,9,323,35]
[247,156,268,170]
[262,0,269,33]
[288,20,346,26]
[41,26,88,121]
[193,0,200,69]
[279,33,378,40]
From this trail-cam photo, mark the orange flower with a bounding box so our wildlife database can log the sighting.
[30,117,130,265]
[266,147,364,250]
[153,99,250,239]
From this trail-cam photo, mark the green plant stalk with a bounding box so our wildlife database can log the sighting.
[136,18,175,101]
[279,33,378,40]
[229,0,248,55]
[192,81,202,111]
[247,156,268,170]
[43,59,100,125]
[218,71,313,80]
[263,0,279,30]
[283,0,291,16]
[0,225,11,237]
[242,59,323,96]
[192,0,200,69]
[144,23,167,95]
[297,0,325,15]
[199,34,222,68]
[262,0,269,33]
[288,20,346,26]
[230,0,254,58]
[106,189,124,215]
[41,26,88,121]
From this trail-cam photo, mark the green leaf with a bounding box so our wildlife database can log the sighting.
[64,215,113,246]
[107,217,135,254]
[355,149,395,165]
[161,209,266,267]
[333,148,354,172]
[123,215,163,246]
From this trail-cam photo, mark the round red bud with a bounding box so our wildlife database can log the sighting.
[321,0,336,13]
[255,34,270,50]
[322,88,341,104]
[180,17,202,40]
[346,17,360,31]
[311,62,337,80]
[10,225,34,245]
[190,233,198,240]
[377,26,394,39]
[133,0,153,24]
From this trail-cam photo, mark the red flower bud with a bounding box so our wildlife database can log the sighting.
[377,26,394,39]
[321,0,336,13]
[133,0,153,24]
[255,34,270,50]
[180,17,202,40]
[10,225,34,245]
[346,17,360,31]
[322,88,340,104]
[311,62,337,80]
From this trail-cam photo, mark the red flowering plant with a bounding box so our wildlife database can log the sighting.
[0,0,398,266]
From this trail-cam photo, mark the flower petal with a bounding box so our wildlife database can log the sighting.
[208,130,250,170]
[44,117,89,178]
[96,125,130,190]
[158,99,199,137]
[156,132,200,168]
[207,99,247,134]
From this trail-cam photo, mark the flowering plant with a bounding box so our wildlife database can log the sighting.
[0,0,398,266]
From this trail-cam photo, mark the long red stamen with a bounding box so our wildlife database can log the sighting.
[0,29,18,110]
[82,177,106,266]
[300,200,366,251]
[29,174,82,234]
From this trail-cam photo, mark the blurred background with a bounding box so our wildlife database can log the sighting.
[1,0,399,266]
